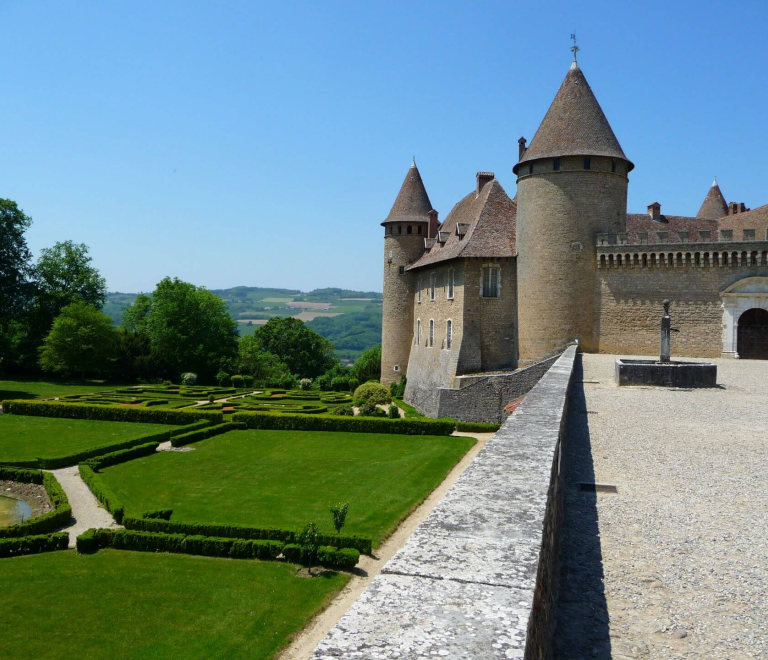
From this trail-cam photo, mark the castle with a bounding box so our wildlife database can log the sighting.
[380,58,768,417]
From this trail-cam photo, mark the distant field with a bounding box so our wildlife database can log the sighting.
[99,429,475,546]
[262,297,293,303]
[0,550,347,660]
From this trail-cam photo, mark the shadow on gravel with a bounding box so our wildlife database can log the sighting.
[553,354,612,659]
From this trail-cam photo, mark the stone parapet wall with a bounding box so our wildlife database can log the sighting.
[436,353,560,423]
[312,344,577,660]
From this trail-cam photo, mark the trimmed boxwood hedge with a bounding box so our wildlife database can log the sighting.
[142,509,173,520]
[82,441,160,471]
[2,399,223,425]
[231,411,455,436]
[123,516,372,555]
[79,464,125,523]
[0,469,72,538]
[170,422,246,447]
[0,532,69,558]
[168,420,211,437]
[77,528,359,569]
[455,421,502,433]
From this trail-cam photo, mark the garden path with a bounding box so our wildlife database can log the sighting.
[278,430,494,660]
[48,466,122,548]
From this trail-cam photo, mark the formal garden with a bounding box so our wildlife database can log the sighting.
[0,377,485,659]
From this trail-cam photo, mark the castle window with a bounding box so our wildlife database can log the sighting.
[744,229,756,241]
[698,230,710,242]
[481,266,500,298]
[528,163,533,174]
[417,277,422,303]
[638,232,648,244]
[678,231,690,243]
[428,319,434,347]
[418,226,422,235]
[398,266,405,275]
[447,268,455,299]
[553,159,560,171]
[446,320,453,349]
[416,319,421,345]
[657,231,669,243]
[583,158,591,170]
[429,273,436,301]
[611,160,617,173]
[720,230,733,242]
[407,225,412,234]
[398,225,402,234]
[393,365,400,372]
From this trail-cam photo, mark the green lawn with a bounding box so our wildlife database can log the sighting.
[0,415,175,463]
[0,378,123,401]
[0,549,347,660]
[100,429,474,546]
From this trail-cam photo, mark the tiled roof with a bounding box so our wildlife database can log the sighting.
[697,180,728,219]
[382,161,433,225]
[514,64,632,173]
[626,213,718,243]
[407,177,516,271]
[717,203,768,232]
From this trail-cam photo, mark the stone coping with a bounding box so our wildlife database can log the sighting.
[312,344,577,659]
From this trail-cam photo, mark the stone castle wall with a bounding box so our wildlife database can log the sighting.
[596,247,768,356]
[516,156,628,361]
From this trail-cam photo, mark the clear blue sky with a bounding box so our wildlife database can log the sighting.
[1,0,765,293]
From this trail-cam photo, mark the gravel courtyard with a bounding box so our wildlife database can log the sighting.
[555,354,768,660]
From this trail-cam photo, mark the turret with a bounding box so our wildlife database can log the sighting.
[514,60,633,361]
[380,159,434,385]
[697,178,728,219]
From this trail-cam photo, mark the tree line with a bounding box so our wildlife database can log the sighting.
[0,198,381,387]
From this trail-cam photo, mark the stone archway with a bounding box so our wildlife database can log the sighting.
[721,277,768,358]
[737,309,768,360]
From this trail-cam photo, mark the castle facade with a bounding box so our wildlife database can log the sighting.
[380,61,768,416]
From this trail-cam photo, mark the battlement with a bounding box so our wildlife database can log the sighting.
[596,238,768,269]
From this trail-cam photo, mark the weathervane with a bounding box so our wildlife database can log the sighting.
[570,33,580,64]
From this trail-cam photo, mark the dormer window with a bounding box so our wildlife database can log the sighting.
[583,158,591,170]
[678,231,690,243]
[744,229,756,241]
[720,230,733,242]
[553,159,560,171]
[698,230,710,242]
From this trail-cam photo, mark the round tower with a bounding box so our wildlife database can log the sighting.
[514,61,633,362]
[380,160,433,385]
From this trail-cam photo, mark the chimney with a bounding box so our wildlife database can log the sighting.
[728,202,748,215]
[427,209,439,239]
[476,172,495,194]
[518,137,527,160]
[647,201,661,220]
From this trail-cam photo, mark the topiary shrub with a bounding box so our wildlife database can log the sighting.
[162,380,173,387]
[182,372,198,386]
[231,375,244,388]
[299,378,312,391]
[208,394,215,403]
[330,377,348,392]
[242,375,254,388]
[353,382,391,406]
[387,404,400,419]
[347,378,359,392]
[332,405,354,416]
[216,371,230,387]
[358,402,386,418]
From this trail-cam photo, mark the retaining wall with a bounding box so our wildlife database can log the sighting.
[312,343,577,660]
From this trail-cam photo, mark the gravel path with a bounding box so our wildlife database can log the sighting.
[555,354,768,660]
[48,466,122,547]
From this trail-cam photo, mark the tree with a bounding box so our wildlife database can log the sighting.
[37,241,107,317]
[145,277,238,382]
[253,317,337,379]
[39,302,117,377]
[329,502,349,535]
[120,294,152,333]
[298,522,320,575]
[238,335,294,387]
[352,345,381,383]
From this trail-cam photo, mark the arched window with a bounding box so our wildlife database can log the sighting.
[417,277,422,303]
[447,268,455,299]
[429,273,436,301]
[416,319,421,346]
[428,319,434,347]
[446,320,453,349]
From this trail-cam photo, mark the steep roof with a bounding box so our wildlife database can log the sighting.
[407,177,516,270]
[626,213,718,244]
[514,63,632,173]
[382,161,433,225]
[697,179,729,219]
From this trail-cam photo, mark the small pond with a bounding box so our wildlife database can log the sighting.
[0,495,34,526]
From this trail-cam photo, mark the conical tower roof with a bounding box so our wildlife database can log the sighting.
[514,64,633,173]
[382,159,433,225]
[697,178,728,219]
